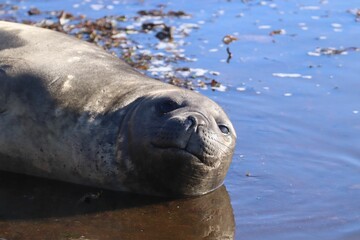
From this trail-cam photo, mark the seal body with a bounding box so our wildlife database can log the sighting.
[0,21,236,196]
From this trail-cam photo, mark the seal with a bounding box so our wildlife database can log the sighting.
[0,21,236,196]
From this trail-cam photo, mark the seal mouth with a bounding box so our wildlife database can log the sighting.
[151,143,216,169]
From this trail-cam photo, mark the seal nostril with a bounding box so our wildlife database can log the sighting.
[184,116,196,130]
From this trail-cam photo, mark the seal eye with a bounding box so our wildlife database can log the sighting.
[218,124,230,135]
[157,99,180,115]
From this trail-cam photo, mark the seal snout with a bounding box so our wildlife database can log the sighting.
[180,113,224,167]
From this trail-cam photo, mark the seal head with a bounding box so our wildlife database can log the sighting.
[121,89,236,196]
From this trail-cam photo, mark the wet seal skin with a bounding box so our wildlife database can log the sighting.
[0,21,236,196]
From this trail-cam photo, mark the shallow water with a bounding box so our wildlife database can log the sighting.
[1,0,360,239]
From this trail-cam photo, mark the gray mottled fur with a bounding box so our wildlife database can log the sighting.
[0,21,236,196]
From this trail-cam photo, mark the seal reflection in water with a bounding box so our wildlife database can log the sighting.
[0,21,236,196]
[0,172,235,239]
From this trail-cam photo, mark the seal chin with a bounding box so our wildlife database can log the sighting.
[139,142,225,196]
